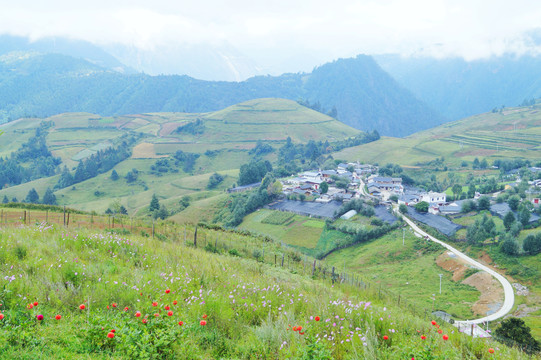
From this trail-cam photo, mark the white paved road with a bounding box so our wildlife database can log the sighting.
[396,208,515,328]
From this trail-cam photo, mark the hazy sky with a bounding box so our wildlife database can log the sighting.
[3,0,541,72]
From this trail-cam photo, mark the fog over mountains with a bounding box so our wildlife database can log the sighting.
[2,34,541,137]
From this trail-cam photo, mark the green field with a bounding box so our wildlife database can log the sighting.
[325,229,481,320]
[334,104,541,167]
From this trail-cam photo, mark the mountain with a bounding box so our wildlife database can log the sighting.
[0,52,442,137]
[375,54,541,121]
[103,42,262,81]
[0,34,133,73]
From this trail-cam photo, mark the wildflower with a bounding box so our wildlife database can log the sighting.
[421,335,426,340]
[293,326,298,331]
[124,307,129,312]
[202,314,207,319]
[315,316,320,321]
[55,315,61,320]
[165,305,170,310]
[299,331,305,335]
[165,289,171,294]
[36,314,44,321]
[135,311,141,317]
[383,335,389,340]
[107,332,115,339]
[297,326,302,331]
[178,321,184,326]
[173,300,178,305]
[111,329,116,333]
[442,335,449,340]
[488,348,494,354]
[33,302,38,306]
[0,313,4,320]
[112,303,117,308]
[142,318,148,324]
[168,311,173,316]
[200,320,207,326]
[431,320,437,326]
[152,302,158,307]
[154,313,160,317]
[437,329,443,334]
[79,304,85,310]
[27,304,34,309]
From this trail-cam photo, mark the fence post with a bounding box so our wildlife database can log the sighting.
[281,254,284,267]
[112,217,115,228]
[331,267,335,284]
[63,206,66,226]
[23,210,26,225]
[194,226,197,247]
[215,237,218,252]
[312,260,316,277]
[274,254,277,266]
[152,220,155,239]
[67,212,70,227]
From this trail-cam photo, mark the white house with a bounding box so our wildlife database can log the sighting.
[421,192,446,204]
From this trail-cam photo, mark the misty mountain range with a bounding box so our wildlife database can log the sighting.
[2,34,541,137]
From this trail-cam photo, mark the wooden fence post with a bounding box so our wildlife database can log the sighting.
[194,226,197,247]
[312,260,316,277]
[66,212,70,227]
[281,254,284,267]
[63,206,66,226]
[331,267,335,284]
[152,220,155,239]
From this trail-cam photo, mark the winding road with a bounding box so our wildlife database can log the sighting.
[395,205,515,335]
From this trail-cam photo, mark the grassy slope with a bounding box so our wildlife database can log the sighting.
[0,98,360,217]
[0,222,529,359]
[334,104,541,166]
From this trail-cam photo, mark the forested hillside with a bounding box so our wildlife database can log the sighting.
[0,52,442,137]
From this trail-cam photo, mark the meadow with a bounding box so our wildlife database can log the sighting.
[0,219,530,359]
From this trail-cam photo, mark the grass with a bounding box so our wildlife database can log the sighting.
[324,229,482,320]
[0,220,530,359]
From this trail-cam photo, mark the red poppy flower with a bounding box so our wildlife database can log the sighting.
[152,302,158,307]
[135,311,141,317]
[383,335,389,340]
[142,318,148,324]
[437,329,443,334]
[124,307,129,312]
[488,348,494,354]
[55,314,61,320]
[154,313,160,317]
[173,300,178,305]
[112,303,117,308]
[421,335,426,340]
[178,321,184,326]
[0,313,5,320]
[442,335,449,340]
[167,311,173,316]
[293,326,298,331]
[165,289,171,294]
[36,314,44,321]
[107,332,115,338]
[165,306,170,310]
[27,304,33,309]
[202,314,207,319]
[200,320,207,326]
[111,329,116,333]
[33,302,38,306]
[79,304,85,310]
[315,316,320,321]
[299,331,305,335]
[431,320,437,326]
[297,326,302,331]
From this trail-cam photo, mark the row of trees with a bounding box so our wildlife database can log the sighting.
[2,187,57,205]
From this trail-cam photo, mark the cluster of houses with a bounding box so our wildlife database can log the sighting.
[281,162,377,202]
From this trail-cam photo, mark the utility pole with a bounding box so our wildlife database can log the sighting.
[439,274,443,294]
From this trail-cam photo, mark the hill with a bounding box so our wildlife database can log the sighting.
[0,217,530,359]
[333,103,541,167]
[0,51,443,137]
[376,54,541,121]
[0,98,362,214]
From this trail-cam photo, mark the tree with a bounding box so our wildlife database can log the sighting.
[494,318,540,354]
[399,204,408,214]
[452,184,463,199]
[267,180,282,197]
[508,195,520,211]
[523,233,541,255]
[110,170,119,181]
[42,188,57,205]
[477,196,491,211]
[2,195,8,204]
[118,205,128,215]
[179,196,190,210]
[518,207,531,226]
[503,211,515,231]
[389,194,398,202]
[125,169,138,183]
[149,194,160,212]
[319,181,329,194]
[500,238,519,255]
[207,173,225,189]
[461,199,477,213]
[25,188,39,204]
[414,201,429,213]
[154,205,169,220]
